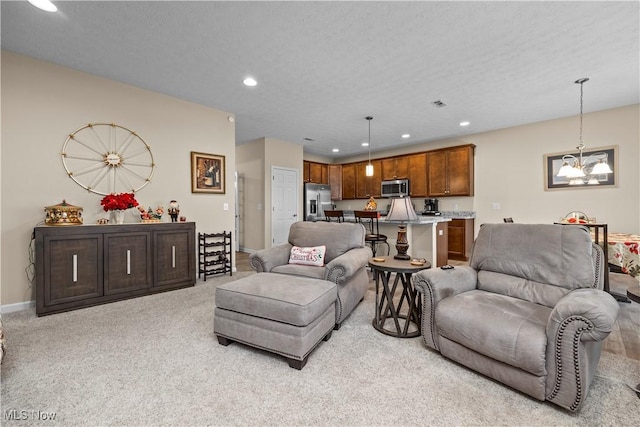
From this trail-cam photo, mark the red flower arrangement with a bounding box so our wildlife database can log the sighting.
[100,193,139,212]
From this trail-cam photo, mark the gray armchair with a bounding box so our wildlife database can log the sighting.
[250,221,372,328]
[413,224,619,412]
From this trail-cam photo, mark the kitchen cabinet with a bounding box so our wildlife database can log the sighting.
[427,145,475,197]
[315,143,473,201]
[341,163,356,200]
[310,162,322,183]
[381,156,409,180]
[303,161,309,182]
[328,164,342,200]
[447,218,475,261]
[303,161,328,184]
[35,222,196,316]
[407,153,427,197]
[321,164,329,184]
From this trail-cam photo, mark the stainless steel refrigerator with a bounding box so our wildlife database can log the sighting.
[304,183,332,221]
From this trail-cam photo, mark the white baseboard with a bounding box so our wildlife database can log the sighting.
[1,300,35,314]
[238,247,256,254]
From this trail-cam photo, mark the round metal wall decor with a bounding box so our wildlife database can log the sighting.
[61,123,155,195]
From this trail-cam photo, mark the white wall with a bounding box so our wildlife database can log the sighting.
[236,139,265,252]
[263,138,304,247]
[1,51,236,308]
[469,105,638,232]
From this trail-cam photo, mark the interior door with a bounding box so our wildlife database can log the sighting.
[272,167,299,246]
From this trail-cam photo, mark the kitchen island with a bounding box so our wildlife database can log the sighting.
[333,211,451,267]
[378,217,451,267]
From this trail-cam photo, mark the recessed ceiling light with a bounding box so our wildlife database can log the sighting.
[332,148,339,153]
[459,121,470,127]
[402,134,410,139]
[227,116,235,123]
[361,142,369,147]
[28,0,57,12]
[243,77,257,87]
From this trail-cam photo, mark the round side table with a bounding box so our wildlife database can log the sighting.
[368,256,431,338]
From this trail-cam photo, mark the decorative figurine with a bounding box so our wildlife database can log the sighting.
[364,196,377,211]
[45,200,83,226]
[168,200,180,222]
[138,205,164,223]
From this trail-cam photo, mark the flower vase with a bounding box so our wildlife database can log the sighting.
[110,210,126,224]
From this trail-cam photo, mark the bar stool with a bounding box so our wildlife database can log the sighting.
[354,210,389,256]
[324,210,344,223]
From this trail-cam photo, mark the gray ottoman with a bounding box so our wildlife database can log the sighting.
[214,273,337,369]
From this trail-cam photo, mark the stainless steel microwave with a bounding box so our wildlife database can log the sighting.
[381,179,410,198]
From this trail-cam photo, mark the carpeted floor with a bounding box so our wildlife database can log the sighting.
[1,272,639,426]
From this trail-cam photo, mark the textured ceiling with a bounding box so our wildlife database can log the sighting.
[2,1,639,158]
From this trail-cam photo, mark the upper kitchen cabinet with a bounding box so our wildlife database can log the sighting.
[321,164,329,184]
[341,163,357,200]
[381,156,409,180]
[303,161,309,182]
[407,153,427,197]
[328,164,342,200]
[303,161,328,184]
[427,145,475,197]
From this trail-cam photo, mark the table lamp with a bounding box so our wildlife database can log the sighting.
[386,196,418,260]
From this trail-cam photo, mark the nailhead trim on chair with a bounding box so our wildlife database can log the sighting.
[591,243,601,289]
[547,315,594,411]
[419,284,439,351]
[326,265,346,321]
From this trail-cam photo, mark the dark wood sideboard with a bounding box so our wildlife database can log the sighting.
[35,222,196,316]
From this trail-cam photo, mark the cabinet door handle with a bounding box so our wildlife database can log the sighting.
[126,250,131,275]
[172,245,176,268]
[72,254,78,282]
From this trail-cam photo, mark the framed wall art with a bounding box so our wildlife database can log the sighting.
[543,145,617,191]
[191,151,226,194]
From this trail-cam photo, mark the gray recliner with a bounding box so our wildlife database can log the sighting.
[250,221,372,328]
[413,223,619,412]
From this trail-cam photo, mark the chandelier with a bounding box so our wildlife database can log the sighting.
[556,78,613,185]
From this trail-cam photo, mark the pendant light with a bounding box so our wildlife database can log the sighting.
[365,116,374,177]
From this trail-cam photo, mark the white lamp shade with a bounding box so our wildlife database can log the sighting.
[556,162,573,177]
[591,161,613,175]
[565,166,586,178]
[386,197,418,222]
